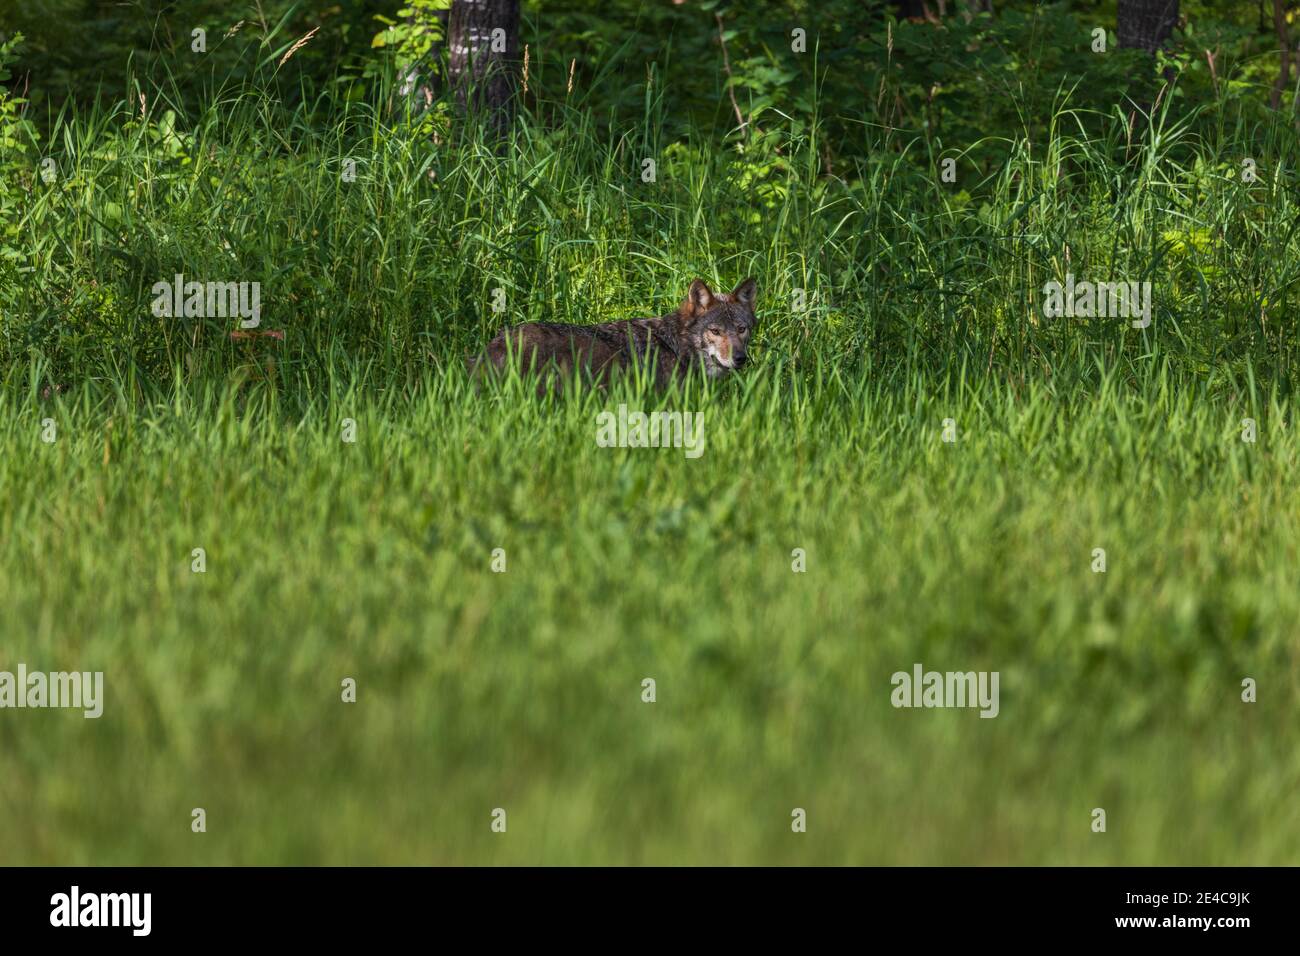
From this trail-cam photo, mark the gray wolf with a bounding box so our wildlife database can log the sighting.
[471,278,757,388]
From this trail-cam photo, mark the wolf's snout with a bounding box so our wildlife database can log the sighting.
[733,353,748,368]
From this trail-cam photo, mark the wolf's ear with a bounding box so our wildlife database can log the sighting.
[686,279,714,314]
[732,277,757,308]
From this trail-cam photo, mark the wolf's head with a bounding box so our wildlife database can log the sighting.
[679,278,758,378]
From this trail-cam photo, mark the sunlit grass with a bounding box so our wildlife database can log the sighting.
[3,47,1300,863]
[0,360,1296,864]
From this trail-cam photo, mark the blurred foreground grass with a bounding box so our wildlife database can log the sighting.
[0,362,1295,864]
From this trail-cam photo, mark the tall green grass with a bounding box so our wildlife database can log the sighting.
[2,56,1299,864]
[1,360,1297,864]
[5,52,1299,390]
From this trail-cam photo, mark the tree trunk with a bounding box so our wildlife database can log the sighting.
[1117,0,1180,54]
[1269,0,1292,109]
[447,0,521,138]
[1118,0,1180,125]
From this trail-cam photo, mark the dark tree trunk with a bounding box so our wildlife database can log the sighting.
[448,0,521,137]
[1269,0,1292,109]
[1117,0,1180,54]
[1117,0,1180,124]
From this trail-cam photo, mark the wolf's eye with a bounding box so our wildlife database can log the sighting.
[736,325,749,335]
[708,327,722,336]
